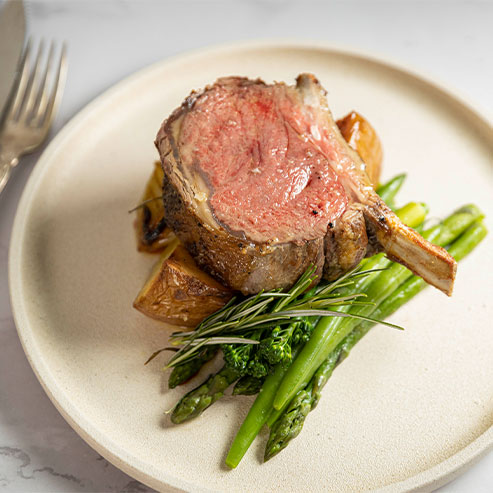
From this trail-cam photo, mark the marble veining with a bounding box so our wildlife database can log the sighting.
[0,446,83,486]
[0,444,149,491]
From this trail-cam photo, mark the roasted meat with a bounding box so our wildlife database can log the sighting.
[155,74,456,295]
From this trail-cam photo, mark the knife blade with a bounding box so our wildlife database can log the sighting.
[0,0,26,118]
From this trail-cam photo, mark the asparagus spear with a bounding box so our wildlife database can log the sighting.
[171,366,239,424]
[265,387,314,459]
[168,346,219,389]
[264,219,487,460]
[273,205,484,412]
[375,173,406,207]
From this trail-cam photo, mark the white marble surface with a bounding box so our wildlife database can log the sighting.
[0,0,492,491]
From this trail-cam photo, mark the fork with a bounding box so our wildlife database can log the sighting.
[0,39,67,194]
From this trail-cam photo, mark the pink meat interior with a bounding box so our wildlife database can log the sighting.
[179,79,348,243]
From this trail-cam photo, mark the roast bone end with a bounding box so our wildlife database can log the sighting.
[364,203,457,296]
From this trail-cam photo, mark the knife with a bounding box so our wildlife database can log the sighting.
[0,0,26,119]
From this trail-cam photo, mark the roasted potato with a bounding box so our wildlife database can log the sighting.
[336,111,383,188]
[135,161,175,252]
[133,240,233,327]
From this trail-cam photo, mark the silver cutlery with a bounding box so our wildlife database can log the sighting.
[0,40,67,194]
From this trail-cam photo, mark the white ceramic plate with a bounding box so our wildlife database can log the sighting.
[9,41,493,493]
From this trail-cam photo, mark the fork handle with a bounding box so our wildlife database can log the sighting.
[0,153,19,195]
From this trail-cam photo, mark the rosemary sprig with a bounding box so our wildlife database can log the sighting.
[164,265,403,369]
[127,195,164,213]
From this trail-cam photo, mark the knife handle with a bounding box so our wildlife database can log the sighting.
[0,153,19,195]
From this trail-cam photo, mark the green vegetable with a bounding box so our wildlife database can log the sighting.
[233,375,265,396]
[264,218,487,460]
[272,205,483,412]
[258,323,299,366]
[222,330,263,376]
[168,346,218,389]
[257,317,318,365]
[265,387,313,460]
[171,366,239,424]
[221,318,319,381]
[375,173,406,207]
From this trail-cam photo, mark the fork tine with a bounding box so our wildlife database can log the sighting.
[32,41,54,122]
[21,40,45,121]
[7,38,32,120]
[37,43,67,130]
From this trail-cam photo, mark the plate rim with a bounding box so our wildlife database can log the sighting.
[8,38,493,493]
